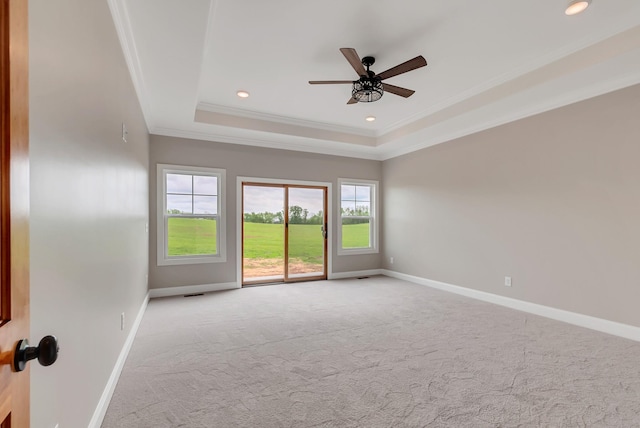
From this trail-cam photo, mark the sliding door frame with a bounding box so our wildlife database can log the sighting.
[237,176,333,286]
[241,182,286,286]
[284,184,328,283]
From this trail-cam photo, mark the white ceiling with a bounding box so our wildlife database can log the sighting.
[108,0,640,160]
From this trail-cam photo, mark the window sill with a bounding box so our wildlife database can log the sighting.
[337,247,379,256]
[157,255,227,266]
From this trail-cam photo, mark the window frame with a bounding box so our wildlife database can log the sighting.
[156,164,226,266]
[337,178,379,255]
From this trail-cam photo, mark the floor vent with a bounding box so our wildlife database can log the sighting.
[184,293,204,297]
[357,276,370,279]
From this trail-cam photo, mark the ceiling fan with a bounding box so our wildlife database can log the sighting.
[309,48,427,104]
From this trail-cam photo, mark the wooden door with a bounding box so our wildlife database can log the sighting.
[0,0,30,426]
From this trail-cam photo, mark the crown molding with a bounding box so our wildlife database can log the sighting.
[150,126,383,161]
[377,72,640,160]
[192,1,220,113]
[106,0,153,131]
[197,102,377,138]
[379,21,640,137]
[155,70,640,163]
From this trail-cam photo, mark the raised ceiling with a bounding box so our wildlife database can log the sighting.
[108,0,640,160]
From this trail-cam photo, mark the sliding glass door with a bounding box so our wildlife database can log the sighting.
[286,187,327,280]
[242,183,327,285]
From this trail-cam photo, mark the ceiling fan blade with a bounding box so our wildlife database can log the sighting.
[382,83,415,98]
[347,97,358,105]
[309,80,354,85]
[377,56,427,81]
[340,48,367,77]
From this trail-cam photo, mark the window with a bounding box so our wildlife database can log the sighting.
[157,164,226,265]
[338,179,378,255]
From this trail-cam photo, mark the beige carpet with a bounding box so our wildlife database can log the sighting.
[102,276,640,427]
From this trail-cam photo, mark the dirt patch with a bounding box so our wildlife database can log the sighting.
[243,258,323,277]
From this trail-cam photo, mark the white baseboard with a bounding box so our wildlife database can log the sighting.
[382,269,640,343]
[328,269,383,280]
[149,282,240,298]
[88,292,150,428]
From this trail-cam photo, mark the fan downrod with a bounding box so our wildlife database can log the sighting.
[361,56,376,78]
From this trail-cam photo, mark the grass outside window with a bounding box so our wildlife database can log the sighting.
[167,217,217,256]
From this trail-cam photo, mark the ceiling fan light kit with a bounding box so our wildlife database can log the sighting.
[309,48,427,104]
[352,56,384,102]
[353,79,384,102]
[565,0,591,15]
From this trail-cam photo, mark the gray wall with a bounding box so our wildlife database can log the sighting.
[382,84,640,327]
[30,0,149,427]
[149,135,382,289]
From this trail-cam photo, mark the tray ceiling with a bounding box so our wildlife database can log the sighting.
[108,0,640,159]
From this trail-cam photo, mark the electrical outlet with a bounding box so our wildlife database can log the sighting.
[121,312,125,330]
[390,257,394,264]
[121,123,128,143]
[145,222,149,233]
[504,276,512,287]
[145,274,149,286]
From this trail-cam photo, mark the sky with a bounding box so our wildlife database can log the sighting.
[243,186,324,214]
[165,174,370,216]
[340,184,370,214]
[166,173,218,214]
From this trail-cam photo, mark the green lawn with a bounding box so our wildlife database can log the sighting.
[243,222,284,259]
[341,222,371,249]
[168,217,217,256]
[244,223,325,263]
[243,222,370,262]
[168,219,370,258]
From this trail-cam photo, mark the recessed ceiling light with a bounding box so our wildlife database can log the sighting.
[365,116,376,122]
[565,0,591,16]
[236,90,250,98]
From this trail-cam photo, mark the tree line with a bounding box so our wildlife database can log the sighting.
[168,205,370,225]
[244,206,324,224]
[244,205,370,225]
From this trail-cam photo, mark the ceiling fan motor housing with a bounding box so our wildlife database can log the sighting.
[362,56,376,68]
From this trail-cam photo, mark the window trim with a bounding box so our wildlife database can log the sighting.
[337,178,379,255]
[156,164,226,266]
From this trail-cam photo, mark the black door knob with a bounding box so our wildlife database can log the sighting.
[13,335,59,372]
